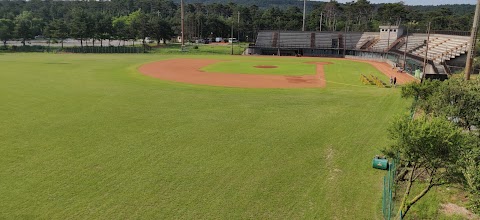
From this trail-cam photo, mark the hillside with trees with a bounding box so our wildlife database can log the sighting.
[0,0,476,48]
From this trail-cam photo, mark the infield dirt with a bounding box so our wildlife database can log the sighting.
[139,58,415,88]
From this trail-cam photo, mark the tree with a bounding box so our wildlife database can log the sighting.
[130,10,150,48]
[396,77,480,217]
[149,15,174,45]
[344,0,373,31]
[43,19,54,49]
[427,77,480,132]
[0,18,14,48]
[50,19,69,49]
[459,134,480,213]
[402,78,480,132]
[93,12,113,47]
[283,6,302,31]
[427,7,454,30]
[385,114,466,219]
[322,0,341,31]
[376,3,409,25]
[112,15,129,46]
[69,9,89,48]
[401,79,443,113]
[14,11,35,46]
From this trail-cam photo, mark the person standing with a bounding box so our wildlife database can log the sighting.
[390,76,393,87]
[393,77,397,88]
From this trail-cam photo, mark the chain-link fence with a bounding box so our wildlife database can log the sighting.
[2,45,149,53]
[62,46,146,53]
[382,159,399,220]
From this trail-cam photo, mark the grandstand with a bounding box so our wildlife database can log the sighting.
[409,34,469,64]
[248,26,470,76]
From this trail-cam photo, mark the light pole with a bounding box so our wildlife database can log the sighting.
[386,22,391,53]
[238,11,240,54]
[302,0,306,31]
[403,24,409,70]
[277,16,281,56]
[422,22,431,81]
[319,12,323,32]
[465,0,480,80]
[181,0,185,51]
[231,16,234,55]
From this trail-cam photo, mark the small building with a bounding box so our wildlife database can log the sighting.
[379,26,404,41]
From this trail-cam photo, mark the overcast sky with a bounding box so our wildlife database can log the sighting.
[314,0,476,6]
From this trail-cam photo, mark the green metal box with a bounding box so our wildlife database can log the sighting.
[372,156,389,170]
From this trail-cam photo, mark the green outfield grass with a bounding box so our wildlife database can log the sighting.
[0,53,409,219]
[150,43,248,55]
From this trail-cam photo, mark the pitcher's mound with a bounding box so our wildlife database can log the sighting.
[254,65,278,69]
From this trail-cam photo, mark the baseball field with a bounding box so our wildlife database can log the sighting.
[0,53,412,219]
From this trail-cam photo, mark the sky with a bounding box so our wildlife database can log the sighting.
[315,0,476,6]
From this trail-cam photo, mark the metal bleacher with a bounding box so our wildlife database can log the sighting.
[397,34,427,53]
[411,34,469,64]
[255,31,275,47]
[315,32,338,48]
[343,32,379,50]
[254,30,469,65]
[278,32,311,48]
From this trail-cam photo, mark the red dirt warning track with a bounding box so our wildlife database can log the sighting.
[347,58,416,85]
[139,59,329,88]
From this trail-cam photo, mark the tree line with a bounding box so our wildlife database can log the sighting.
[0,0,476,48]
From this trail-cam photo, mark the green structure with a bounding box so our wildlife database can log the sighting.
[372,156,389,170]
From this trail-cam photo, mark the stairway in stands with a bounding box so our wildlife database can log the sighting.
[272,32,278,48]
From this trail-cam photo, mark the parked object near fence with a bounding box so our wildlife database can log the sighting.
[372,155,389,170]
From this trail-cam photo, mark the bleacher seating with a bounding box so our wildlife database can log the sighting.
[356,32,379,49]
[315,32,337,48]
[254,30,469,65]
[410,34,469,64]
[397,34,427,53]
[278,32,311,48]
[370,39,391,51]
[255,31,275,47]
[343,32,361,49]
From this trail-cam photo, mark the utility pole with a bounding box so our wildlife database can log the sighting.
[181,0,185,51]
[465,0,480,80]
[238,11,240,53]
[319,12,323,32]
[302,0,306,31]
[344,22,347,56]
[333,14,337,31]
[386,23,391,53]
[422,22,431,81]
[277,16,281,56]
[231,15,234,55]
[403,25,409,70]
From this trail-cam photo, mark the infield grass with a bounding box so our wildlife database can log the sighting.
[201,59,316,76]
[1,53,408,219]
